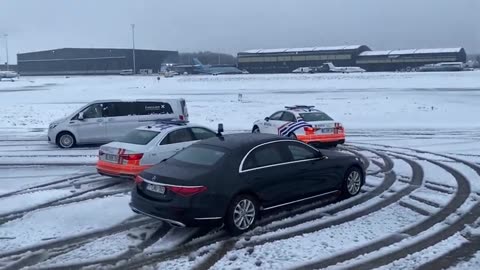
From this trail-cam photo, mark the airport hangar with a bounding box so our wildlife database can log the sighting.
[237,46,466,73]
[17,48,178,76]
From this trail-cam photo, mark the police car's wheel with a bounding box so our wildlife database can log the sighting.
[252,126,260,133]
[57,132,76,148]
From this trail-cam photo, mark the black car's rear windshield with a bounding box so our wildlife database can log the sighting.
[299,112,333,121]
[172,146,225,166]
[119,130,159,145]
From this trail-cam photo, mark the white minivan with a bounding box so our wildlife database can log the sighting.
[48,99,189,148]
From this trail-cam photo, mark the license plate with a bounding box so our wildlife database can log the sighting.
[321,128,333,133]
[146,184,166,194]
[104,154,118,162]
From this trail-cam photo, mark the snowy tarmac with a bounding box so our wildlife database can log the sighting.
[0,72,479,269]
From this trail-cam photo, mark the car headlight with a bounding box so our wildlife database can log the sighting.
[49,123,58,129]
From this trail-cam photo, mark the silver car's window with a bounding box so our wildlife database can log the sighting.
[160,128,194,145]
[191,127,216,140]
[118,130,159,145]
[82,104,103,119]
[299,112,333,121]
[269,111,284,120]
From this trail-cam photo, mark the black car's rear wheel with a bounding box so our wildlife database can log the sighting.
[342,167,363,197]
[225,194,259,235]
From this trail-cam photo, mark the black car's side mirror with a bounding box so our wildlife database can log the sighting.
[316,151,328,160]
[264,117,270,121]
[217,123,224,136]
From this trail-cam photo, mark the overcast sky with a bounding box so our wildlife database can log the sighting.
[0,0,479,64]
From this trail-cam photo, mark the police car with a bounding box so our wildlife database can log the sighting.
[96,121,218,179]
[252,105,345,147]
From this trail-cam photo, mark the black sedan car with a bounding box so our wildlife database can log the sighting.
[130,133,364,235]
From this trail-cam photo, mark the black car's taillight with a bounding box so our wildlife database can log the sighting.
[134,175,144,184]
[167,186,207,197]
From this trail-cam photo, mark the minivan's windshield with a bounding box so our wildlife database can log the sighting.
[119,130,159,145]
[300,112,333,121]
[172,146,225,166]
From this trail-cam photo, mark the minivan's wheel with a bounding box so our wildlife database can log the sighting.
[225,194,259,235]
[57,132,76,148]
[252,126,260,133]
[342,167,363,198]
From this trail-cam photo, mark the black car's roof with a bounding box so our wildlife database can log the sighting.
[197,133,290,150]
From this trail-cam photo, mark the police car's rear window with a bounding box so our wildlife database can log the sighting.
[119,130,159,145]
[299,112,333,121]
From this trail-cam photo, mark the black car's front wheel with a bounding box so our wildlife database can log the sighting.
[225,194,259,235]
[342,167,363,198]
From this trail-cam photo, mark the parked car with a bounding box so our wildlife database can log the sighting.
[252,105,345,147]
[130,133,364,235]
[96,121,217,179]
[48,99,189,148]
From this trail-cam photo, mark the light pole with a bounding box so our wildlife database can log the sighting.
[3,34,8,71]
[131,24,136,74]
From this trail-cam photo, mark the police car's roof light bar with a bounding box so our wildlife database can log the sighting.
[285,105,316,110]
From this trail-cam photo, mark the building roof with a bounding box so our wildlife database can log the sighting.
[239,45,366,55]
[359,47,464,57]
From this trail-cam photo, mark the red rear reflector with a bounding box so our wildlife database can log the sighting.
[120,153,144,161]
[134,175,144,184]
[304,126,315,135]
[167,186,207,197]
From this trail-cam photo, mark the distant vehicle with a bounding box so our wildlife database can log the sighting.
[292,67,315,73]
[172,58,246,75]
[48,99,189,148]
[120,69,134,75]
[192,58,247,75]
[130,133,364,234]
[320,62,366,73]
[418,62,465,72]
[0,71,19,81]
[252,105,345,147]
[97,122,217,179]
[163,70,178,78]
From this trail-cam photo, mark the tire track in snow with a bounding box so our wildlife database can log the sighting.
[291,148,474,270]
[0,180,128,225]
[0,217,155,264]
[0,172,97,199]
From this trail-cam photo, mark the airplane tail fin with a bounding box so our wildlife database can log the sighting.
[193,58,203,66]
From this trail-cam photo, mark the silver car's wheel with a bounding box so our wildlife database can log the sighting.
[233,199,256,230]
[58,133,75,148]
[346,170,362,195]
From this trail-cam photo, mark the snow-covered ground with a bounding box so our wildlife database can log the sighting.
[0,71,479,269]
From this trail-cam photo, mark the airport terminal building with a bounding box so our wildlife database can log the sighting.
[356,48,467,71]
[238,45,467,73]
[17,48,178,76]
[237,45,371,73]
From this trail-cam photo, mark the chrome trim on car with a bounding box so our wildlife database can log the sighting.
[142,178,205,188]
[194,217,223,220]
[239,139,322,173]
[130,206,186,227]
[261,190,339,211]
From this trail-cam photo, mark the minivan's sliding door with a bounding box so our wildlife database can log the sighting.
[104,102,139,141]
